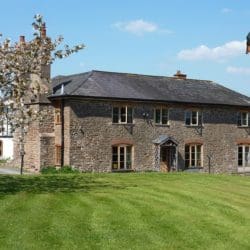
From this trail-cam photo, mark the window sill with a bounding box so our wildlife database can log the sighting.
[184,167,203,172]
[112,123,135,126]
[112,169,134,173]
[154,124,170,127]
[0,135,13,138]
[185,125,204,128]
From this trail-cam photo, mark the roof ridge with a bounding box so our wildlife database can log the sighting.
[92,70,213,82]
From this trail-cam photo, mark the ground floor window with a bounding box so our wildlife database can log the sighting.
[238,145,250,167]
[185,144,202,168]
[112,145,132,170]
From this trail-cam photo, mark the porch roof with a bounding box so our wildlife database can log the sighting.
[152,135,178,146]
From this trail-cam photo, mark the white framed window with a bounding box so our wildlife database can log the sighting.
[237,112,250,127]
[185,144,202,168]
[238,145,250,167]
[185,110,202,126]
[112,145,132,170]
[112,106,133,124]
[154,108,169,125]
[0,107,12,136]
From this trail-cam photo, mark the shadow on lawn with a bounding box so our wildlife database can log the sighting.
[0,175,130,195]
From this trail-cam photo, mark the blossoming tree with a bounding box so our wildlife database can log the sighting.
[0,15,84,174]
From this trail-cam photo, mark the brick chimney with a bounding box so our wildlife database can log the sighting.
[41,23,46,39]
[173,70,187,80]
[19,35,25,43]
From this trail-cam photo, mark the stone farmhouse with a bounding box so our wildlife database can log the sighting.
[7,68,249,173]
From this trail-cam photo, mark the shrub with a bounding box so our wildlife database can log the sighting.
[59,165,79,174]
[40,166,58,174]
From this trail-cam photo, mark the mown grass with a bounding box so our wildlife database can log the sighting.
[0,173,250,249]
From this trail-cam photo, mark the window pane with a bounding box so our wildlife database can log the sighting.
[238,146,243,166]
[185,111,191,125]
[245,146,250,167]
[196,145,201,166]
[237,113,242,126]
[120,147,125,169]
[112,147,118,169]
[155,109,161,124]
[242,112,247,126]
[198,112,202,126]
[192,111,197,125]
[185,145,190,168]
[112,107,119,123]
[126,146,132,169]
[127,107,133,124]
[162,109,168,124]
[191,146,195,166]
[120,107,126,123]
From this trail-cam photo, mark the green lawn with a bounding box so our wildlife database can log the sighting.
[0,173,250,250]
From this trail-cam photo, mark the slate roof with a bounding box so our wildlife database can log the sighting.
[51,70,250,107]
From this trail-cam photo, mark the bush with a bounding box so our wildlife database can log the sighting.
[41,165,79,174]
[40,166,58,174]
[60,165,79,174]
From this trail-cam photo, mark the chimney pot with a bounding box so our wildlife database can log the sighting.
[41,22,46,38]
[19,35,25,43]
[174,70,187,80]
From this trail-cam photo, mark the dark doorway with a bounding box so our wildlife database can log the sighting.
[160,146,176,172]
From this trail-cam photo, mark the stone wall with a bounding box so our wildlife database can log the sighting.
[13,103,56,172]
[14,98,250,173]
[67,99,250,173]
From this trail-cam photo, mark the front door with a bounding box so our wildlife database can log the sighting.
[160,146,175,172]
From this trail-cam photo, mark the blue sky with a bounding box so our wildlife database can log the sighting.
[1,0,250,96]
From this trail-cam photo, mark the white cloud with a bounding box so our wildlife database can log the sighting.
[113,19,171,36]
[226,66,250,75]
[221,8,232,13]
[177,40,245,61]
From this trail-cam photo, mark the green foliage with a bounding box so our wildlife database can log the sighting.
[41,165,79,174]
[1,173,250,249]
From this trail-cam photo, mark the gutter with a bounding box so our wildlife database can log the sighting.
[48,95,250,109]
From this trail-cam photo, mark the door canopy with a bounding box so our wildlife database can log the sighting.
[153,135,178,147]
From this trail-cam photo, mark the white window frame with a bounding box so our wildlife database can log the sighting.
[112,106,133,124]
[112,145,132,170]
[185,144,203,168]
[154,107,169,125]
[238,112,249,127]
[185,110,202,126]
[238,145,250,167]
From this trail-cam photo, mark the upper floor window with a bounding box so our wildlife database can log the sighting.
[185,144,202,168]
[112,145,132,170]
[185,110,202,126]
[237,112,250,127]
[112,106,133,124]
[238,145,250,167]
[154,108,169,125]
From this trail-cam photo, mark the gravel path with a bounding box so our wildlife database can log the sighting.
[0,167,20,175]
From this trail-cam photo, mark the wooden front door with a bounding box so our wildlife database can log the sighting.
[160,146,175,172]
